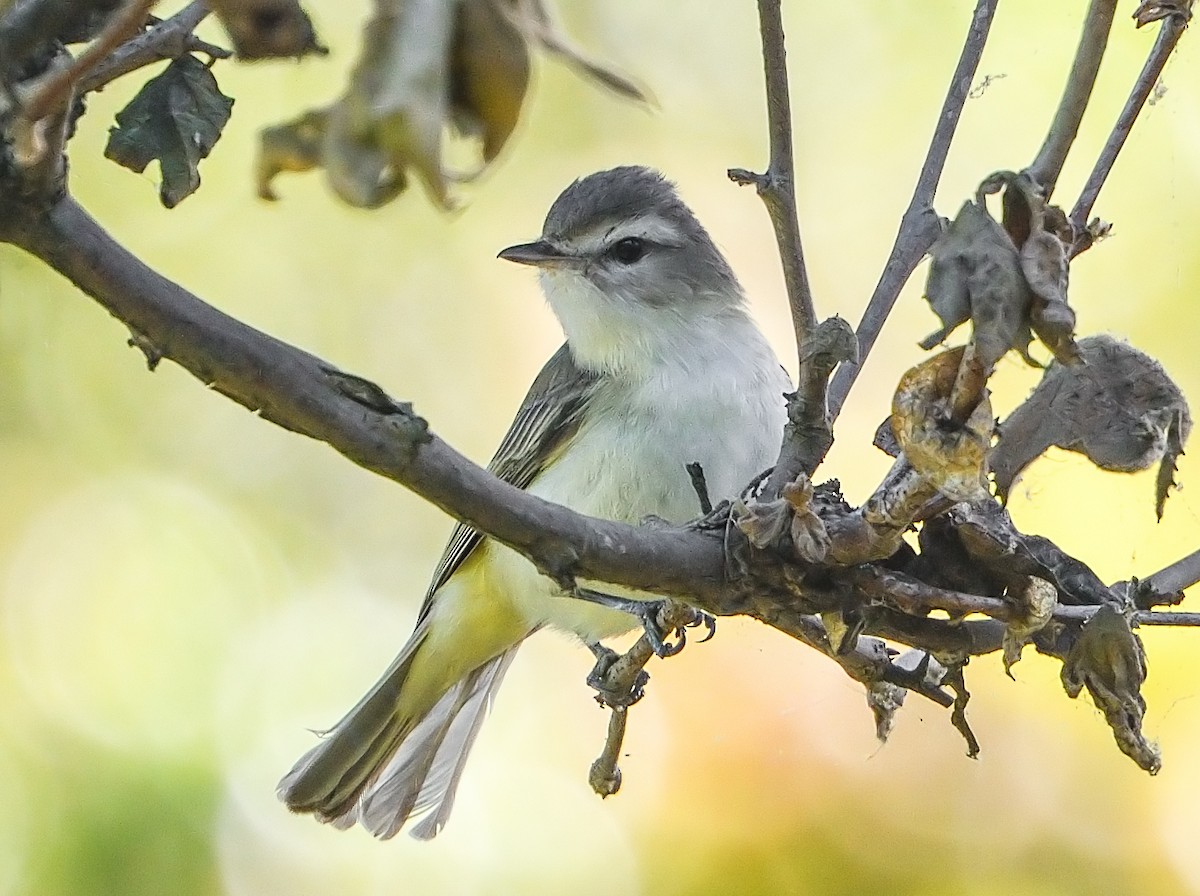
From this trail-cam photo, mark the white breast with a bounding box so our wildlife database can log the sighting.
[489,308,789,641]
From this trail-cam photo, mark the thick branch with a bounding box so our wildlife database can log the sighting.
[1069,6,1191,257]
[827,0,998,420]
[2,196,734,606]
[1026,0,1118,198]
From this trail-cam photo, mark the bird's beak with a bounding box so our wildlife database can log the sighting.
[497,240,576,268]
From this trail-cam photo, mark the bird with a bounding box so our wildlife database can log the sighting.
[277,165,790,840]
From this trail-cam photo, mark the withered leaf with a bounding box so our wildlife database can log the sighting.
[258,0,641,207]
[324,0,455,208]
[920,198,1033,371]
[1061,605,1160,773]
[104,55,234,208]
[256,108,328,201]
[513,0,646,101]
[731,497,791,551]
[891,347,993,502]
[452,0,531,161]
[866,680,906,743]
[1001,575,1056,676]
[783,476,830,563]
[947,500,1115,607]
[206,0,325,60]
[991,335,1192,517]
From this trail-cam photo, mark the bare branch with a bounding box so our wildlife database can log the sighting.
[1026,0,1118,198]
[22,0,156,122]
[1,195,739,606]
[1069,6,1192,257]
[728,0,815,369]
[827,0,999,420]
[1142,548,1200,597]
[78,1,226,94]
[0,0,118,80]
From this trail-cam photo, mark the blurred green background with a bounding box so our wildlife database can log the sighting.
[1,1,1198,893]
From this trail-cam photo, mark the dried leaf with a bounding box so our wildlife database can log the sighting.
[992,335,1192,515]
[783,476,830,563]
[920,199,1032,371]
[1001,575,1056,676]
[452,0,531,161]
[514,0,647,101]
[866,680,906,743]
[206,0,325,60]
[892,347,993,502]
[104,55,234,208]
[256,108,328,200]
[731,497,791,551]
[257,0,641,207]
[1061,605,1160,773]
[947,500,1115,607]
[326,0,456,207]
[1134,0,1194,27]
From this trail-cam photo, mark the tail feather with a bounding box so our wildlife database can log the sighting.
[277,617,521,839]
[359,648,518,839]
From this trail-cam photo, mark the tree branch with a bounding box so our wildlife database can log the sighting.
[21,0,156,121]
[78,1,226,95]
[827,0,998,420]
[728,0,815,369]
[1,195,740,606]
[1069,5,1192,257]
[1143,547,1200,598]
[1025,0,1118,198]
[0,0,120,80]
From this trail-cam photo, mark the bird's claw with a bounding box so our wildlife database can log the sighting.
[644,602,717,658]
[572,589,717,659]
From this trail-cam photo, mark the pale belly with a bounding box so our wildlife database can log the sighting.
[486,373,786,642]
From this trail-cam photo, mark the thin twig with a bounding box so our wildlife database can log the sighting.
[827,0,999,420]
[79,1,225,94]
[22,0,158,122]
[728,0,815,368]
[1026,0,1118,198]
[1069,7,1192,257]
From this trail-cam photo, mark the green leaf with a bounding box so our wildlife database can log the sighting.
[105,56,234,208]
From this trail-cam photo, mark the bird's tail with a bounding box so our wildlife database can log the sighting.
[277,617,521,840]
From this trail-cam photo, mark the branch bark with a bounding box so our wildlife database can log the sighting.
[728,0,815,372]
[1025,0,1118,198]
[827,0,999,420]
[1069,6,1192,257]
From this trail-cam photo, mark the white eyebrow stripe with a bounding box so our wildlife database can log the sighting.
[608,214,687,247]
[574,213,687,255]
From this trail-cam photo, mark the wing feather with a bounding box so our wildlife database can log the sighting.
[418,344,597,620]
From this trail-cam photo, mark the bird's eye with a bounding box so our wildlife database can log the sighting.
[608,237,646,264]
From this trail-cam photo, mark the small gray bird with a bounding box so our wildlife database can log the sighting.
[278,166,789,839]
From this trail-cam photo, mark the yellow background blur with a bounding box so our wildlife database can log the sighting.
[1,1,1198,893]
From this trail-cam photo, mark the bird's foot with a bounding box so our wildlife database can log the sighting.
[574,589,717,658]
